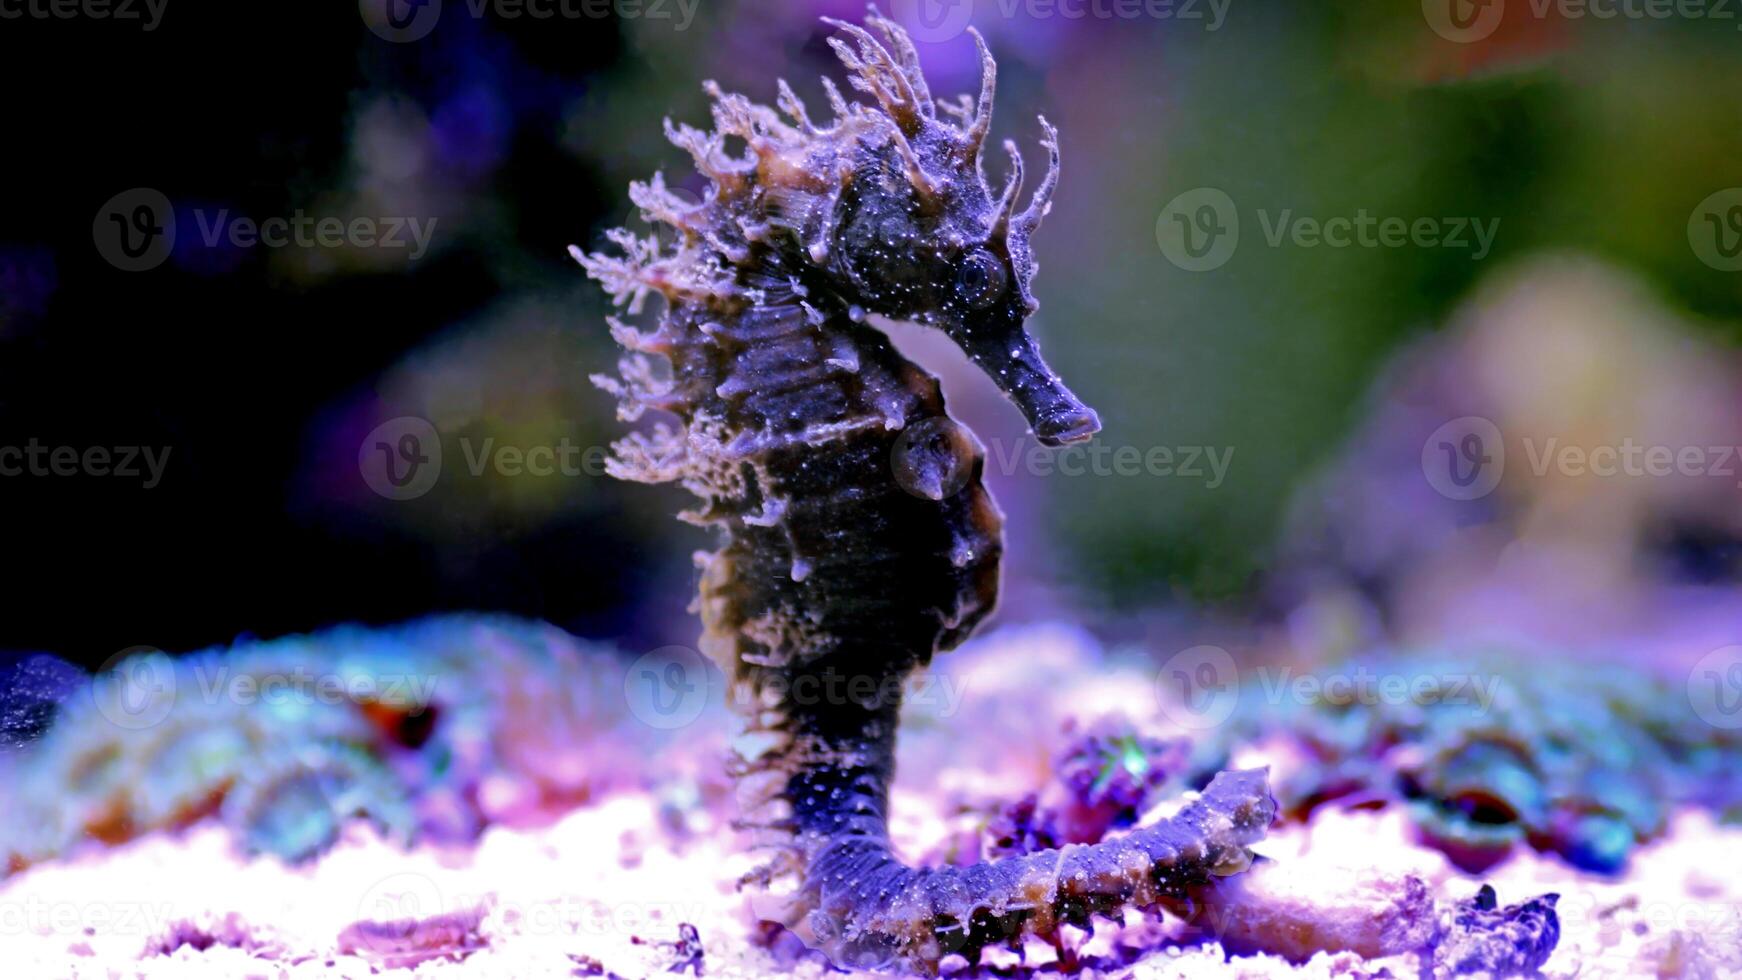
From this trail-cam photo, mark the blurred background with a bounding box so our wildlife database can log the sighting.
[3,0,1742,670]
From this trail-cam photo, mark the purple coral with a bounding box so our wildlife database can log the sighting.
[1432,884,1561,977]
[2,615,653,874]
[1056,721,1192,830]
[984,793,1061,859]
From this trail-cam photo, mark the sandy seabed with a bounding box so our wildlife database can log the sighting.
[4,796,1739,979]
[4,624,1739,979]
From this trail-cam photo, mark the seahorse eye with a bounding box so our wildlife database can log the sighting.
[955,249,1007,309]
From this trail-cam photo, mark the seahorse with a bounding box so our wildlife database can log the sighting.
[575,9,1274,971]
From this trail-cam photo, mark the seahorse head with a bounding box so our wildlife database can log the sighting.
[577,7,1101,445]
[819,9,1101,446]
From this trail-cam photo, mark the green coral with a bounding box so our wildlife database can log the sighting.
[1,615,648,873]
[1196,648,1742,874]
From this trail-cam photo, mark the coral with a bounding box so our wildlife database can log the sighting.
[1191,649,1742,875]
[220,742,415,863]
[0,615,651,873]
[1431,884,1560,978]
[337,904,488,970]
[1054,720,1193,840]
[980,721,1193,859]
[577,7,1274,971]
[983,793,1060,860]
[631,922,707,976]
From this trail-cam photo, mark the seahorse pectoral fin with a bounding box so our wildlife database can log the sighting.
[949,316,1100,447]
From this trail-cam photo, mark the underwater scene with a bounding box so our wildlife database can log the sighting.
[3,2,1742,977]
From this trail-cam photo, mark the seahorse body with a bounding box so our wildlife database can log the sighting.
[577,8,1273,971]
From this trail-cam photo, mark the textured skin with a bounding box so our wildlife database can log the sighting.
[578,8,1274,972]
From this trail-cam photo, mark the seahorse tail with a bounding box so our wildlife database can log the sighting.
[741,689,1274,973]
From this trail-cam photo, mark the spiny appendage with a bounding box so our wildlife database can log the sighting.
[737,694,1274,973]
[570,3,1063,423]
[576,7,1271,973]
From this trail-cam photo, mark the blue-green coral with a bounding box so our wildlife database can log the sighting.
[0,615,648,872]
[1193,648,1742,874]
